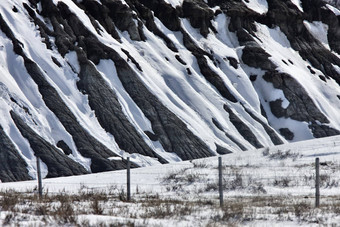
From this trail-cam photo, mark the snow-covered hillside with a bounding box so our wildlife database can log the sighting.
[0,0,339,182]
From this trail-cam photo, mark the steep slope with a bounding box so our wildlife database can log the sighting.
[0,0,339,182]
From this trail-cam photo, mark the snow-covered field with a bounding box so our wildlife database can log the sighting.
[2,135,340,226]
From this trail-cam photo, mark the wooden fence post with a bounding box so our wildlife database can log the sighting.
[218,156,223,207]
[36,157,42,198]
[127,157,131,201]
[315,157,320,207]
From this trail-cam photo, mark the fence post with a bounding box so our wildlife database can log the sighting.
[315,157,320,207]
[36,157,43,198]
[127,157,131,201]
[218,156,223,207]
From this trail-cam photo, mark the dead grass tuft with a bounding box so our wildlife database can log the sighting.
[0,190,20,211]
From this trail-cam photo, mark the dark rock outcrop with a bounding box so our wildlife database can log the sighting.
[242,45,277,70]
[11,111,89,178]
[180,29,238,103]
[76,50,166,163]
[215,144,233,155]
[78,0,121,40]
[97,0,144,41]
[0,124,32,182]
[195,54,238,103]
[112,54,215,160]
[212,118,248,151]
[279,128,295,140]
[263,71,340,138]
[309,122,340,138]
[263,71,329,123]
[23,58,129,172]
[227,57,239,69]
[56,140,73,156]
[126,0,179,51]
[181,0,215,37]
[224,105,264,149]
[242,105,284,145]
[265,0,340,81]
[137,0,181,31]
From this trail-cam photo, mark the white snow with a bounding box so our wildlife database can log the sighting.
[163,0,183,7]
[290,0,304,12]
[333,64,340,74]
[303,20,330,50]
[242,0,268,14]
[326,3,340,15]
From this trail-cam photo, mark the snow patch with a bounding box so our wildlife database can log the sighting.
[326,3,340,15]
[290,0,303,12]
[303,21,330,50]
[242,0,268,14]
[163,0,183,7]
[332,64,340,74]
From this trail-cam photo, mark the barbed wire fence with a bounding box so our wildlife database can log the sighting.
[26,155,331,209]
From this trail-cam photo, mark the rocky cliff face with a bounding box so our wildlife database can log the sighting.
[0,0,339,182]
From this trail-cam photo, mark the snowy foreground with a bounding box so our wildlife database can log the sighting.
[2,136,340,226]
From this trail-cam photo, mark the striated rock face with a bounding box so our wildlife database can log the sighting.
[0,0,339,181]
[263,71,330,123]
[0,125,31,182]
[181,0,215,37]
[11,111,89,178]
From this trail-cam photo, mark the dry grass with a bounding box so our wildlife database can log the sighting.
[264,149,300,160]
[1,188,340,226]
[0,190,20,211]
[0,189,116,225]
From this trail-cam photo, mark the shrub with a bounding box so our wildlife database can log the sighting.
[273,177,291,187]
[192,161,209,169]
[268,149,299,160]
[91,198,104,215]
[35,204,50,216]
[293,201,310,218]
[52,195,77,224]
[3,213,15,225]
[0,191,20,211]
